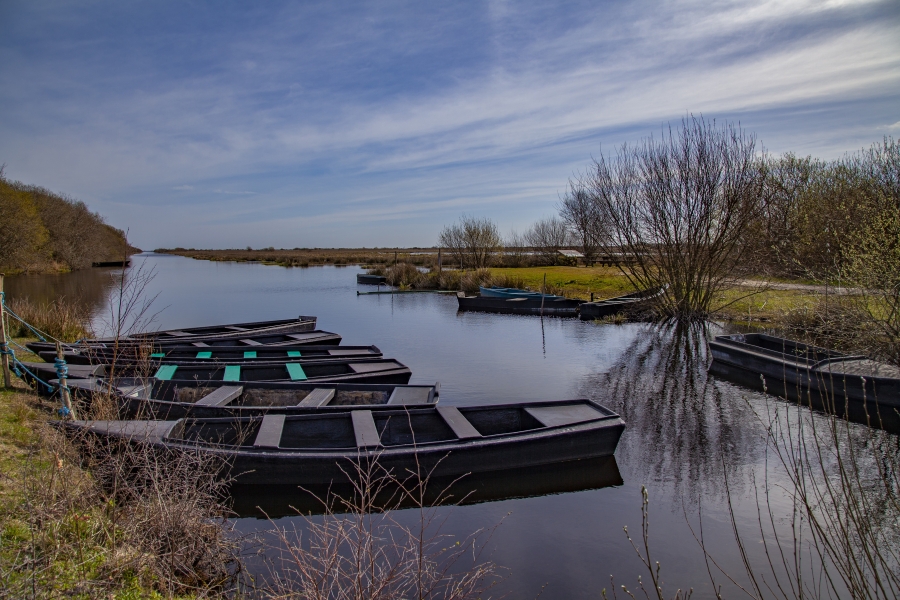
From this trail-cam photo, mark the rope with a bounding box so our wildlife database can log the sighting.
[0,291,49,343]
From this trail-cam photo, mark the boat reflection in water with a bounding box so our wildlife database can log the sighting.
[228,455,622,518]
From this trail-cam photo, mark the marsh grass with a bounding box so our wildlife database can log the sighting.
[3,296,93,342]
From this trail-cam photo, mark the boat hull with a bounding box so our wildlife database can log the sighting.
[709,334,900,411]
[58,400,626,485]
[457,293,582,316]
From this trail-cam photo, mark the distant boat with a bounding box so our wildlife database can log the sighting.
[56,398,626,485]
[357,273,387,285]
[709,333,899,410]
[64,379,439,419]
[479,286,564,300]
[457,292,583,316]
[578,286,666,320]
[91,260,131,268]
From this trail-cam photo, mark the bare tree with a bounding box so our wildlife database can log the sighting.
[558,176,605,265]
[503,229,529,267]
[525,216,572,266]
[438,215,502,270]
[589,116,763,319]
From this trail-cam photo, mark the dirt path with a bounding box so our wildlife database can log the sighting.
[735,280,861,294]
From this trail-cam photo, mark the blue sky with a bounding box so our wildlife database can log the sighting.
[1,0,898,250]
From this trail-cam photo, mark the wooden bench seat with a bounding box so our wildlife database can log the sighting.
[297,388,335,407]
[253,414,285,448]
[436,406,482,439]
[351,410,381,448]
[194,385,244,407]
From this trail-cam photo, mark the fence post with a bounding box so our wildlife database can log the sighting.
[0,274,11,388]
[55,342,77,420]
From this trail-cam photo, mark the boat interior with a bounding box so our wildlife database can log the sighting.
[167,401,617,450]
[150,359,405,382]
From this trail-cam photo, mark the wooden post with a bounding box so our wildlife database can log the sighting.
[0,274,11,388]
[591,292,594,302]
[55,342,76,420]
[437,248,442,273]
[540,273,547,318]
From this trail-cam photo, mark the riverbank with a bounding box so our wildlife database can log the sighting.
[0,343,239,598]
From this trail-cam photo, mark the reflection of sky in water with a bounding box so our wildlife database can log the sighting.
[10,254,898,599]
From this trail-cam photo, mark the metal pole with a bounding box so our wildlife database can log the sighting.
[0,274,11,388]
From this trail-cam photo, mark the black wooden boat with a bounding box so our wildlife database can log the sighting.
[142,358,411,385]
[37,344,381,366]
[57,399,625,484]
[357,273,387,285]
[116,315,318,343]
[28,316,320,353]
[64,379,439,419]
[709,333,900,411]
[456,292,583,316]
[26,329,343,356]
[578,286,666,320]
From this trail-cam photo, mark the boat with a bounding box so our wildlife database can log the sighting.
[25,329,343,356]
[479,286,564,300]
[357,273,387,285]
[56,398,626,485]
[457,292,583,316]
[63,379,439,419]
[32,316,319,349]
[709,333,900,412]
[36,344,382,366]
[578,286,666,320]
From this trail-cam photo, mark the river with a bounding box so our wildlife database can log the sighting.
[7,252,896,598]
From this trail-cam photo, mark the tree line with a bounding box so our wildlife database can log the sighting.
[439,118,898,323]
[0,169,136,273]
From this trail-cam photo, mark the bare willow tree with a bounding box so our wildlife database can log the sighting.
[503,229,529,267]
[438,215,502,270]
[525,216,572,266]
[590,116,763,319]
[558,177,605,265]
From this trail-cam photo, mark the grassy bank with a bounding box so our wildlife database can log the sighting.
[0,361,239,598]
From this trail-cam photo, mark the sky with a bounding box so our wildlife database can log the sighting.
[1,0,898,250]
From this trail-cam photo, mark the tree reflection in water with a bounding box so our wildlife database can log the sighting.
[578,321,900,595]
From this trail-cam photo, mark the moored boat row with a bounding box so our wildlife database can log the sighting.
[25,311,627,487]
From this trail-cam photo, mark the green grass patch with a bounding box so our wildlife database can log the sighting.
[487,266,636,300]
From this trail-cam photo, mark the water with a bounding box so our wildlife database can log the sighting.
[7,253,897,598]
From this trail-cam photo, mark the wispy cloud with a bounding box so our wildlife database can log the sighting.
[0,0,897,248]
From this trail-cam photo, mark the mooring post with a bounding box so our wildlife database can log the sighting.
[540,273,547,318]
[55,342,76,420]
[0,274,11,388]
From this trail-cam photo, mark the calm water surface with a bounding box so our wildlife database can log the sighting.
[8,253,895,598]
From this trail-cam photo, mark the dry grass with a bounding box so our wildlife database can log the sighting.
[0,384,241,598]
[157,247,439,269]
[3,296,93,342]
[258,454,503,599]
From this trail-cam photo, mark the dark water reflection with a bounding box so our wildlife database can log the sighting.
[4,266,121,317]
[8,254,898,599]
